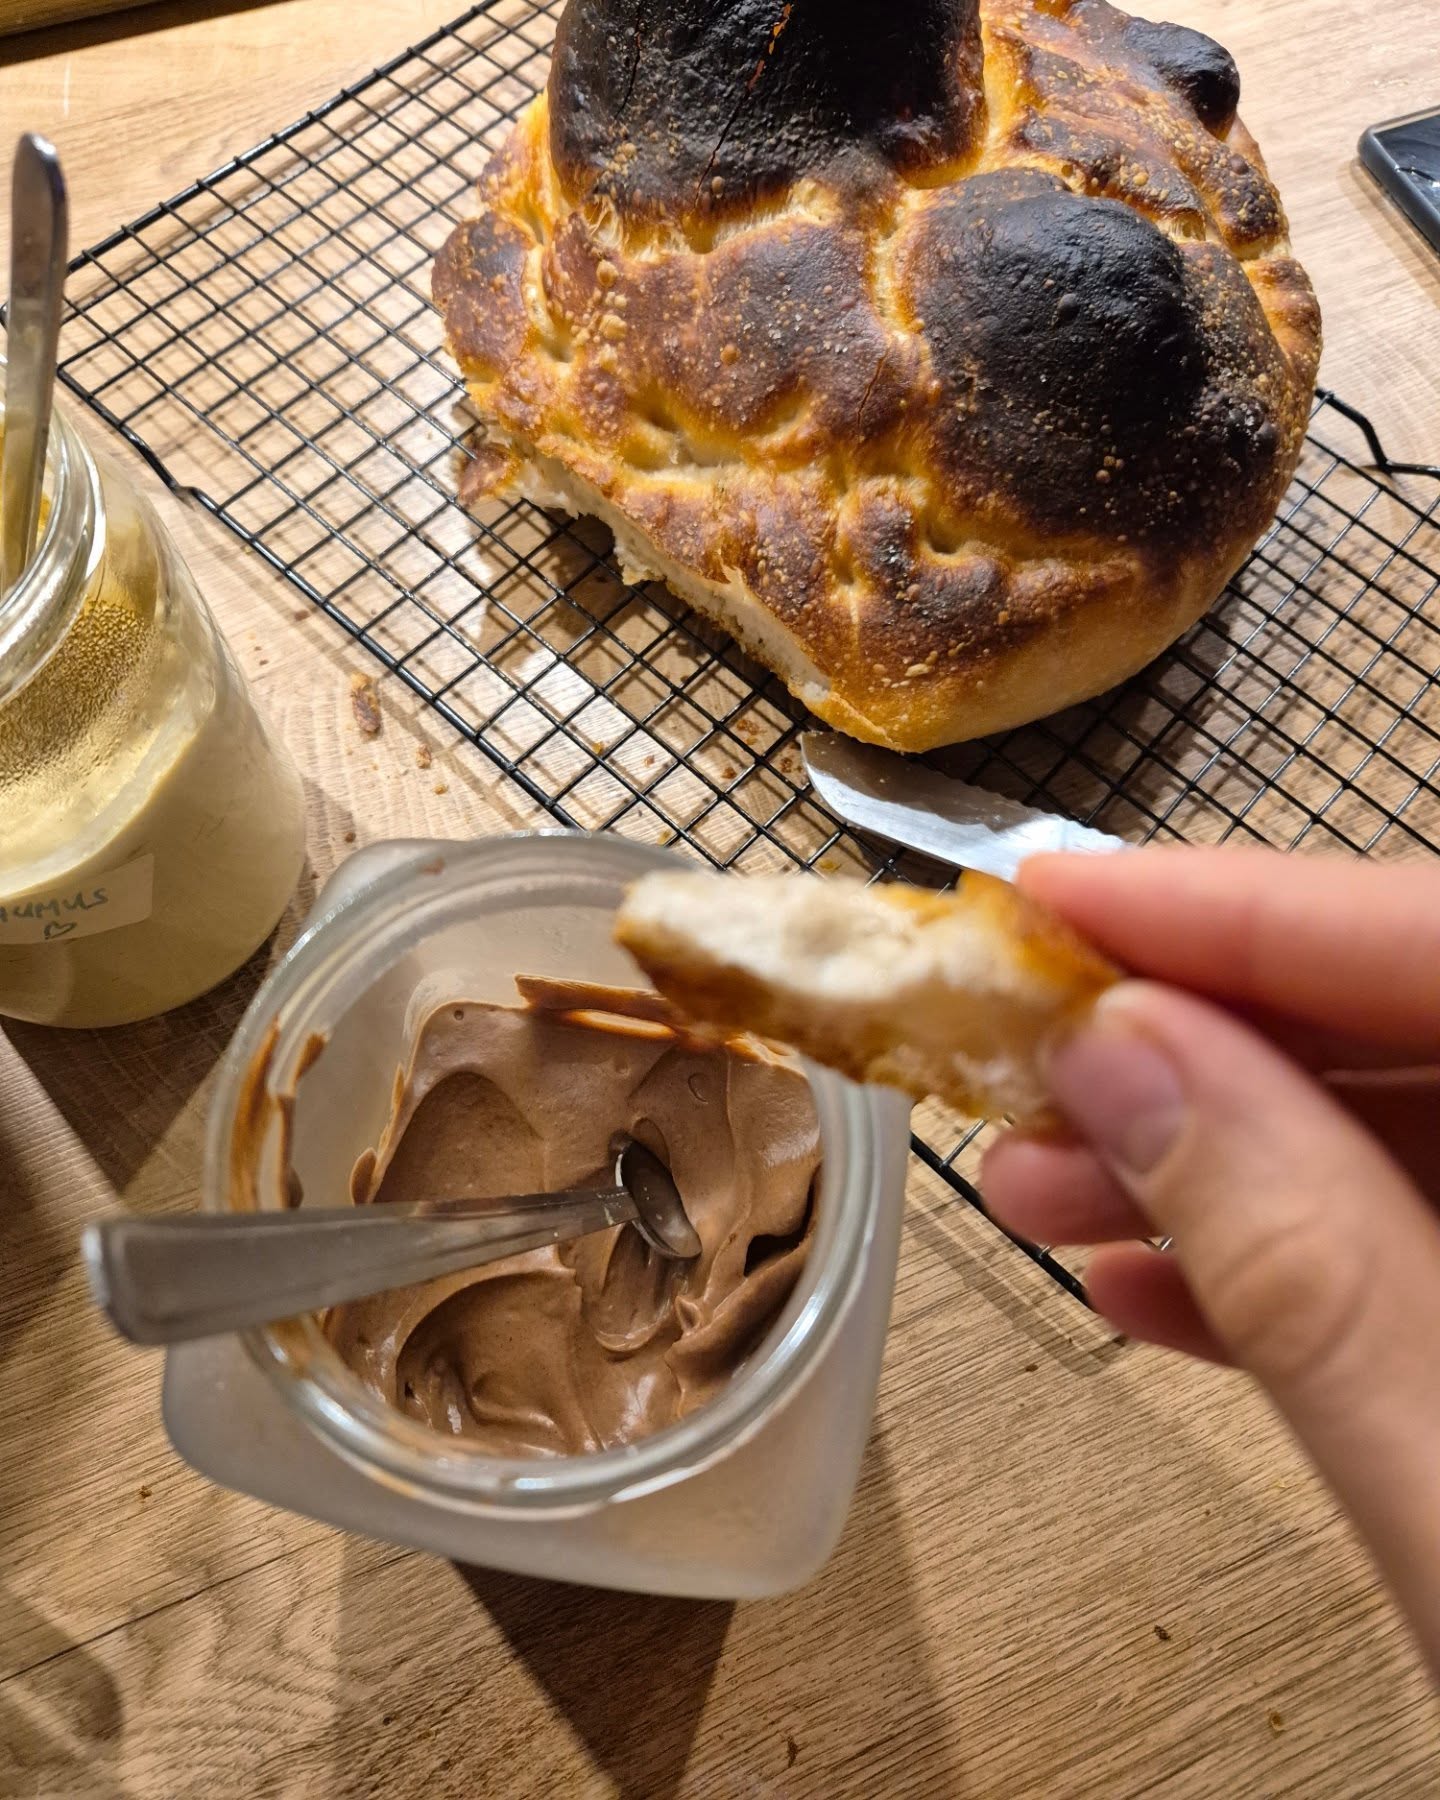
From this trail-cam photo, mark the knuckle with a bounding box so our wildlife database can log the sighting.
[1194,1207,1375,1393]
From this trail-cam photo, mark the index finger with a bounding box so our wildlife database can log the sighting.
[1017,846,1440,1057]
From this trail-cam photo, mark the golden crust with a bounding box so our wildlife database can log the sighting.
[434,0,1321,751]
[614,869,1122,1123]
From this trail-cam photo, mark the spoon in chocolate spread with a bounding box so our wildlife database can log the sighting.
[83,1137,701,1347]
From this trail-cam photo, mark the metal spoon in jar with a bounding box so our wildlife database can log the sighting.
[82,1137,701,1347]
[1,134,68,594]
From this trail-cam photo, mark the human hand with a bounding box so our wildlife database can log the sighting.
[981,847,1440,1680]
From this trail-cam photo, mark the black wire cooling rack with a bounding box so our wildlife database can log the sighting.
[46,0,1440,1303]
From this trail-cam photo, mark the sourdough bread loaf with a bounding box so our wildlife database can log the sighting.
[435,0,1320,749]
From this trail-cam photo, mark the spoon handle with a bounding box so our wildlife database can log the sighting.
[2,133,68,592]
[82,1191,636,1346]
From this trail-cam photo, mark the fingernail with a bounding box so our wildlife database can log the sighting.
[1048,1000,1187,1177]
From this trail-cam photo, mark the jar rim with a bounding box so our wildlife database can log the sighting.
[202,832,899,1515]
[0,367,105,705]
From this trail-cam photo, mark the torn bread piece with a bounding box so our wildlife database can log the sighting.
[613,870,1120,1124]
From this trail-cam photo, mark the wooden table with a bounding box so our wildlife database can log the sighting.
[2,3,1438,1794]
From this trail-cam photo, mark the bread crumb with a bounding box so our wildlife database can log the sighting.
[434,782,449,795]
[1268,1711,1285,1734]
[138,1484,152,1501]
[1153,1624,1171,1642]
[343,830,357,845]
[415,744,433,770]
[350,672,382,736]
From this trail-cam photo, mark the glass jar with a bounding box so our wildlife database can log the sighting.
[169,833,911,1598]
[0,377,306,1027]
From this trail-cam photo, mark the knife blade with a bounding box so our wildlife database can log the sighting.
[802,732,1129,878]
[2,133,68,595]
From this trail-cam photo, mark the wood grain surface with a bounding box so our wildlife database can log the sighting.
[2,3,1439,1796]
[0,0,158,38]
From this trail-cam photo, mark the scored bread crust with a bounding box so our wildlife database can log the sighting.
[613,869,1121,1124]
[434,0,1321,751]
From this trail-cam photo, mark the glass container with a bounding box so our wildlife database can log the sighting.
[170,833,912,1598]
[0,376,306,1026]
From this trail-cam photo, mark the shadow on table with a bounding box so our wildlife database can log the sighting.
[1,0,293,63]
[0,1102,67,1368]
[737,1431,967,1794]
[0,1587,123,1798]
[456,1566,733,1800]
[438,1433,961,1797]
[311,1424,956,1795]
[905,1193,1129,1378]
[314,1426,956,1794]
[2,939,274,1206]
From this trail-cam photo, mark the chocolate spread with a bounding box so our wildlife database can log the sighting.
[323,982,821,1457]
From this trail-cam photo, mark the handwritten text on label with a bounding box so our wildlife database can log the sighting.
[0,855,156,947]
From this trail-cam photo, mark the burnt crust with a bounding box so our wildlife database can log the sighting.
[549,0,985,217]
[1121,17,1241,134]
[906,170,1291,549]
[434,0,1321,750]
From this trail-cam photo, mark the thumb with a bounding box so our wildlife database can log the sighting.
[1049,981,1440,1673]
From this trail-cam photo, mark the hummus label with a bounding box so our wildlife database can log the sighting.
[0,854,155,946]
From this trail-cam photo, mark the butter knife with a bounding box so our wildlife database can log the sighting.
[802,732,1128,878]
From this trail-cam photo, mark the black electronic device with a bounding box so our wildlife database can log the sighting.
[1360,106,1440,256]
